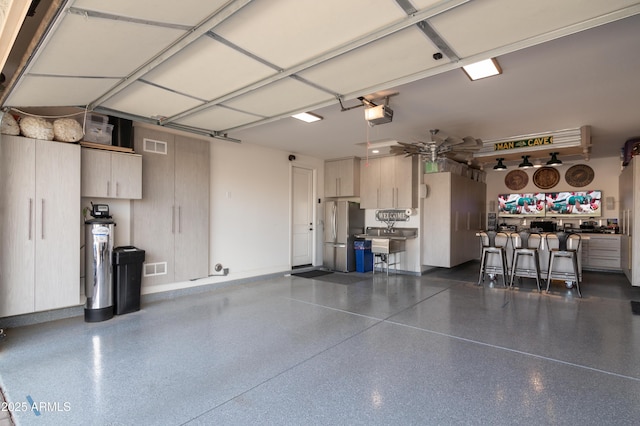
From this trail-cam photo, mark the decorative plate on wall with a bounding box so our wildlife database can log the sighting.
[565,164,594,187]
[504,169,528,190]
[533,167,560,189]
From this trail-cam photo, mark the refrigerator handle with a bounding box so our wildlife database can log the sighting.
[331,203,338,241]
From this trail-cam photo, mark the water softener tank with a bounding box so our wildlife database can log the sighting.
[85,217,115,322]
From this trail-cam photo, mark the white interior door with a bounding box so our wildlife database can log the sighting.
[292,166,314,267]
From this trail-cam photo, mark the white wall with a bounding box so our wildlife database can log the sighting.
[485,156,621,228]
[208,141,324,282]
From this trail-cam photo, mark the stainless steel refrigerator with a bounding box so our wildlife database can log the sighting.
[323,200,364,272]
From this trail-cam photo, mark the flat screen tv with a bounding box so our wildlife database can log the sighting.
[545,190,602,217]
[498,193,546,217]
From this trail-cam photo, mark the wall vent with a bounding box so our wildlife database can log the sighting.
[144,262,167,277]
[143,138,168,155]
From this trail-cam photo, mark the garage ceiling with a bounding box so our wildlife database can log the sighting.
[2,0,640,164]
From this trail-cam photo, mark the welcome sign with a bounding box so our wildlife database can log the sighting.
[494,136,553,151]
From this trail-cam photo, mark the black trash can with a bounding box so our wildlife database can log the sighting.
[113,246,145,315]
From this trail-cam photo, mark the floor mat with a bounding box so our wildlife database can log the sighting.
[291,270,368,285]
[312,273,369,285]
[292,270,333,279]
[631,301,640,315]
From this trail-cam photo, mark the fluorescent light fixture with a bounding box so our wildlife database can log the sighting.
[462,58,502,81]
[291,112,323,123]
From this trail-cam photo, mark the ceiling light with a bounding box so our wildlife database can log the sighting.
[462,58,502,81]
[291,112,323,123]
[546,152,562,166]
[518,155,533,169]
[364,104,393,125]
[493,158,507,171]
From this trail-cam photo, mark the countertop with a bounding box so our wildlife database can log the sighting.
[355,227,418,241]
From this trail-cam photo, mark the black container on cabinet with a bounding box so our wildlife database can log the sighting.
[108,116,133,149]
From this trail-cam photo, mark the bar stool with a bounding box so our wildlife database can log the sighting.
[545,232,582,297]
[509,231,542,291]
[477,231,510,287]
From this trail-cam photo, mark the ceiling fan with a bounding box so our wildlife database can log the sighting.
[390,129,483,163]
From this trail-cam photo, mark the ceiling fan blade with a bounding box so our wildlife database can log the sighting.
[460,136,479,146]
[460,136,484,148]
[389,147,407,155]
[396,141,424,147]
[443,136,465,147]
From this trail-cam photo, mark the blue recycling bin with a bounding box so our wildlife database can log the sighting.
[354,240,373,273]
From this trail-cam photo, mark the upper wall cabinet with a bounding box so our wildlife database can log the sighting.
[324,157,360,198]
[360,155,418,209]
[81,148,142,199]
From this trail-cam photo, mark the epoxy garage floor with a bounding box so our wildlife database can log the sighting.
[1,263,640,425]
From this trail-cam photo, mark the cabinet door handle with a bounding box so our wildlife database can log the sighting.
[624,209,627,236]
[178,206,182,233]
[41,199,45,239]
[28,198,33,240]
[624,209,631,237]
[107,181,110,196]
[172,205,175,233]
[116,182,119,197]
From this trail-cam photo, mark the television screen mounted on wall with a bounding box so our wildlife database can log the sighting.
[498,193,546,217]
[545,190,602,217]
